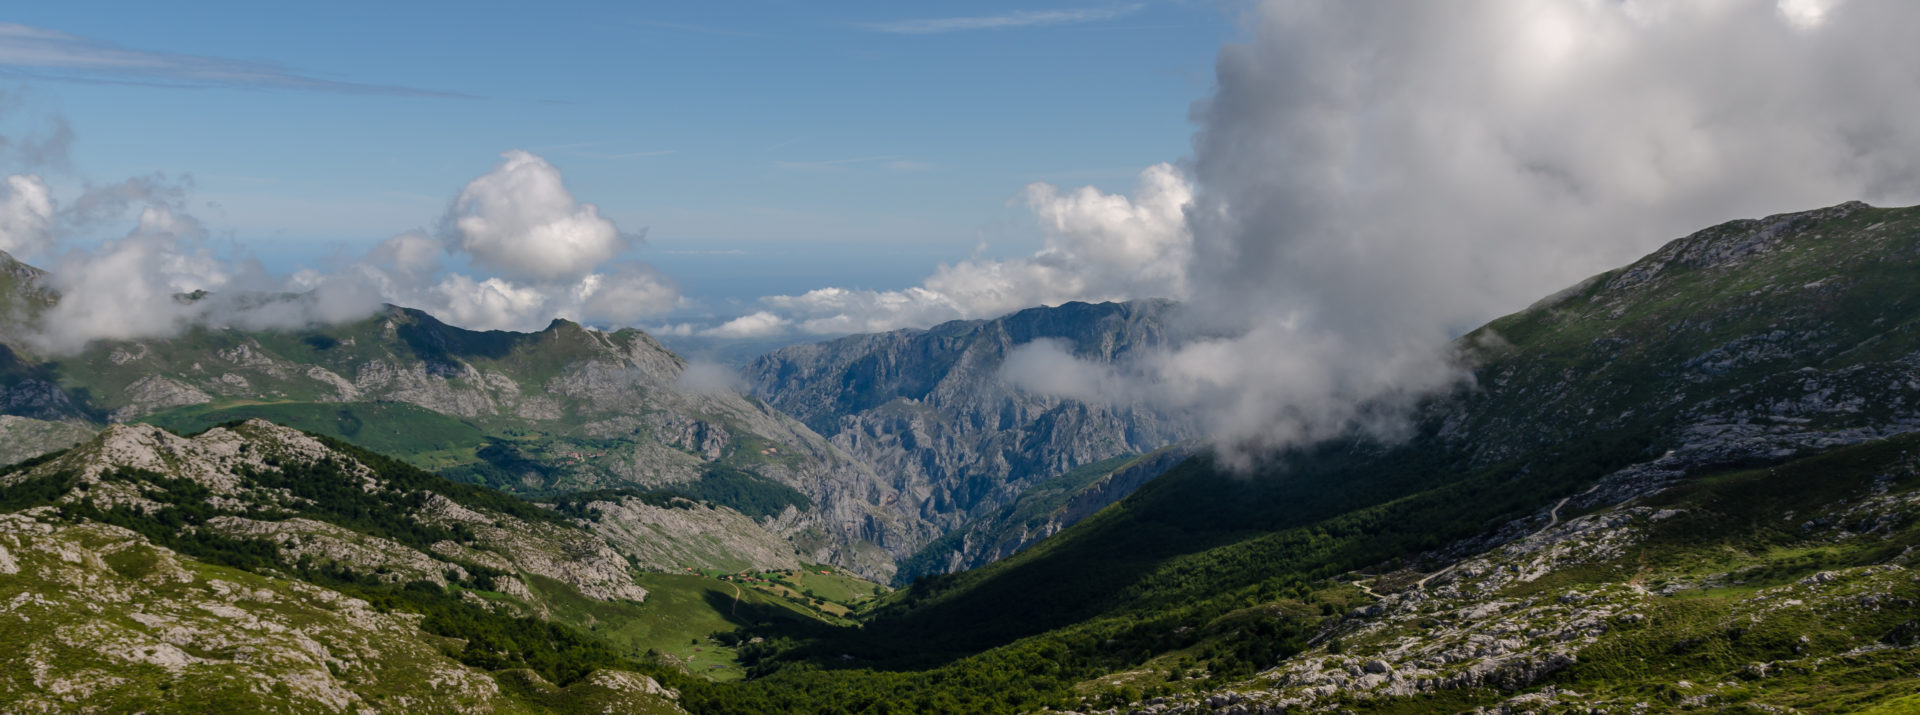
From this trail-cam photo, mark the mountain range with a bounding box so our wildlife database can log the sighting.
[3,201,1920,712]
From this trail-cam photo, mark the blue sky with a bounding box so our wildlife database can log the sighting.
[2,1,1236,311]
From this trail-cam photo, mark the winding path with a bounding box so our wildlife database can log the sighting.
[1541,483,1604,534]
[1413,483,1603,590]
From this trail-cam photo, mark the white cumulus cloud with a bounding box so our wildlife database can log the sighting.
[761,163,1194,335]
[444,150,633,283]
[701,311,792,339]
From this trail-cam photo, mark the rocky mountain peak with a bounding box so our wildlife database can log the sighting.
[1606,200,1874,294]
[0,248,42,280]
[0,247,56,326]
[18,418,364,497]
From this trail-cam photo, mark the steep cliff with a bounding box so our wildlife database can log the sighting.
[746,300,1201,581]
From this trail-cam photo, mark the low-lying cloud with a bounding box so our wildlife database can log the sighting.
[27,203,390,353]
[0,173,52,256]
[4,141,680,352]
[675,360,745,395]
[701,311,791,339]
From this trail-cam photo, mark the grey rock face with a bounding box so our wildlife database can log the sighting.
[0,415,95,466]
[579,495,803,573]
[747,300,1202,580]
[0,379,83,422]
[109,376,213,422]
[911,445,1197,580]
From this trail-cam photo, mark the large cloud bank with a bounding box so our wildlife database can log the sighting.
[999,0,1920,467]
[1,144,679,353]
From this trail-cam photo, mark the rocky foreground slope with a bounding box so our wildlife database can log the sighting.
[0,419,706,712]
[0,515,686,713]
[4,421,651,610]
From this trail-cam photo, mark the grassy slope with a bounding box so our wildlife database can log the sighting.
[532,572,839,682]
[140,400,490,470]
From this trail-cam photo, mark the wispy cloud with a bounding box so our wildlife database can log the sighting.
[1033,166,1160,181]
[0,23,472,98]
[626,19,764,38]
[569,149,676,160]
[858,4,1143,34]
[200,173,282,186]
[539,142,675,160]
[772,155,930,171]
[656,248,747,256]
